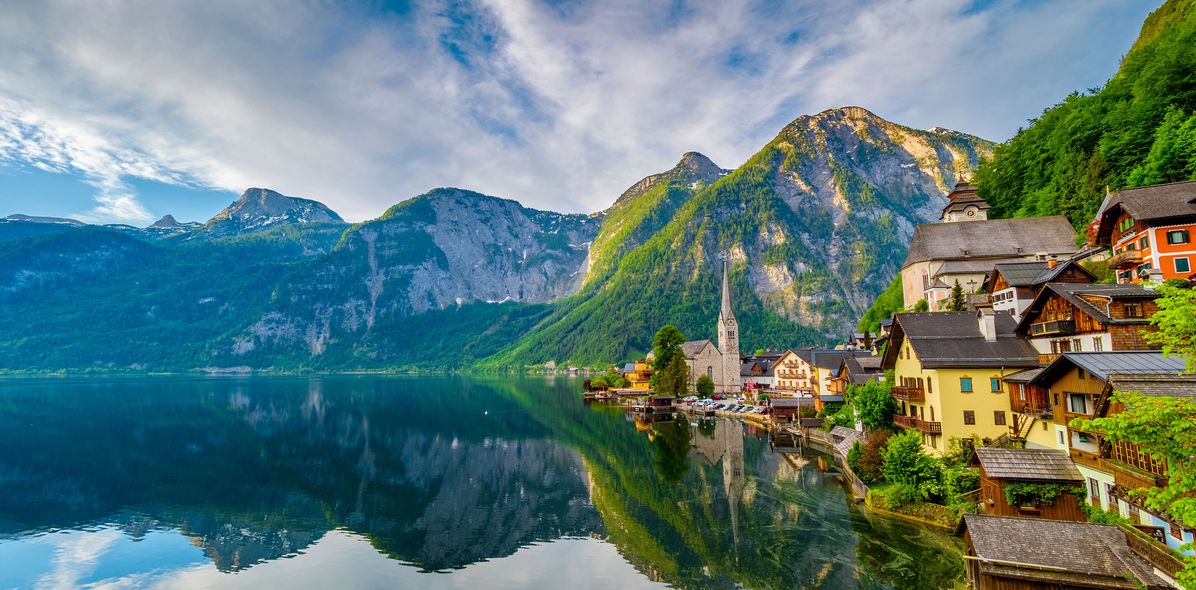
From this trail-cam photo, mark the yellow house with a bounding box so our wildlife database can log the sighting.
[625,353,655,391]
[881,310,1039,455]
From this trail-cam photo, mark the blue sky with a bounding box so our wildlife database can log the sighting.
[0,0,1157,224]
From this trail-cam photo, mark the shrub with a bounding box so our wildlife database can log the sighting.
[696,374,714,398]
[854,430,890,484]
[880,430,940,498]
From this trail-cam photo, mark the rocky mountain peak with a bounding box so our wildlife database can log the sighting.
[612,152,728,210]
[148,214,181,229]
[203,188,344,237]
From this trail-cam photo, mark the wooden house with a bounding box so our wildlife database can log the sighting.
[971,447,1085,521]
[962,514,1174,589]
[984,259,1095,321]
[1027,351,1196,554]
[1090,180,1196,284]
[1014,283,1160,365]
[768,397,806,424]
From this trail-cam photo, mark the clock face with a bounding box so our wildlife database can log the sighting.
[965,209,975,217]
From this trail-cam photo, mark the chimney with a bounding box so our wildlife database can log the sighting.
[977,308,997,343]
[1047,256,1058,269]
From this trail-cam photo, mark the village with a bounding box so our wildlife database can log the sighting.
[584,179,1196,590]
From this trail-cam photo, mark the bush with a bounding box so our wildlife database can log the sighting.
[1082,504,1133,525]
[844,381,897,428]
[696,374,714,398]
[880,430,941,498]
[855,430,890,484]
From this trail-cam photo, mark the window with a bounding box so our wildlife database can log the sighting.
[1125,303,1143,318]
[927,379,933,394]
[1089,478,1101,501]
[1139,236,1149,250]
[1068,394,1090,414]
[960,377,973,393]
[1167,229,1191,245]
[1176,257,1191,274]
[990,378,1001,392]
[1171,521,1184,541]
[706,366,713,378]
[994,411,1006,426]
[1093,337,1104,352]
[1071,338,1083,351]
[1107,484,1119,512]
[1078,368,1087,380]
[1059,430,1066,445]
[963,410,975,425]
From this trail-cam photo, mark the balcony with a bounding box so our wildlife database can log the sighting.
[1011,398,1053,419]
[1038,353,1060,365]
[891,386,925,402]
[893,414,943,434]
[1107,250,1144,269]
[1069,447,1103,470]
[1030,319,1075,337]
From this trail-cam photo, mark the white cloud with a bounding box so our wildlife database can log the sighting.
[0,0,1154,223]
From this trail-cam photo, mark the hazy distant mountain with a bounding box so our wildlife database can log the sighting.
[198,188,344,238]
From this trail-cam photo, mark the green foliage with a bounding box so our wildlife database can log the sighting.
[695,374,714,398]
[1003,482,1085,507]
[1081,259,1118,284]
[858,275,903,332]
[655,352,691,397]
[590,376,609,390]
[821,403,854,431]
[851,430,890,484]
[880,430,940,497]
[1081,504,1134,525]
[652,325,687,373]
[973,0,1196,228]
[844,381,898,429]
[912,299,929,313]
[1145,280,1196,373]
[943,280,965,312]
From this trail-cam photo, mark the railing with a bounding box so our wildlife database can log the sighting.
[1011,397,1052,418]
[1069,447,1103,469]
[891,386,925,402]
[1122,524,1185,579]
[1109,460,1169,489]
[894,414,942,434]
[1107,250,1144,269]
[1030,319,1076,337]
[1038,353,1060,365]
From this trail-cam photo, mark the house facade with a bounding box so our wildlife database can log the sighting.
[985,259,1095,321]
[1090,180,1196,284]
[1015,283,1160,365]
[881,310,1039,455]
[972,447,1086,522]
[772,348,815,395]
[1025,352,1196,555]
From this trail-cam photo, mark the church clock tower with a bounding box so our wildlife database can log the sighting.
[716,258,741,394]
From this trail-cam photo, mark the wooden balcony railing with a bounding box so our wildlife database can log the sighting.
[1011,397,1052,418]
[891,386,925,402]
[1069,447,1103,470]
[1030,319,1076,337]
[1122,524,1185,579]
[894,414,942,434]
[1107,250,1144,270]
[1038,353,1060,365]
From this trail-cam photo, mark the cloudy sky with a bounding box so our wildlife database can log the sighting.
[0,0,1155,224]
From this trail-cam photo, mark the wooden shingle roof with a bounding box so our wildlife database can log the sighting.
[973,447,1083,482]
[964,515,1170,589]
[902,216,1076,267]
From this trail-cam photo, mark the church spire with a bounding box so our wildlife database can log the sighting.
[719,257,735,322]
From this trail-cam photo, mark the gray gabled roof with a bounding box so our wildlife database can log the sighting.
[1101,180,1196,223]
[1106,372,1196,398]
[974,447,1083,482]
[831,426,863,456]
[902,216,1077,268]
[1032,351,1186,385]
[681,339,714,358]
[882,312,1039,369]
[810,349,871,370]
[1000,367,1043,383]
[991,261,1050,287]
[963,515,1169,589]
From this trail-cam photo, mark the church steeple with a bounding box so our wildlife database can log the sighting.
[719,258,735,324]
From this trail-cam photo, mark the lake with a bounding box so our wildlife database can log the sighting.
[0,376,964,589]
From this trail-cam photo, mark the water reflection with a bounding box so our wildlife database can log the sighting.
[0,376,963,588]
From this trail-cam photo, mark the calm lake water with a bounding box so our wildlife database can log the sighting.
[0,376,964,589]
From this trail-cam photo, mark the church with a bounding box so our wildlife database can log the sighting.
[681,259,742,394]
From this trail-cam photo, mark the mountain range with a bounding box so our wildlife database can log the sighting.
[0,105,990,372]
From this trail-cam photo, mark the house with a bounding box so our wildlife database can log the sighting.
[998,366,1054,448]
[681,260,742,394]
[880,310,1039,454]
[1026,351,1196,554]
[900,182,1077,310]
[768,397,807,424]
[810,350,872,411]
[971,447,1086,521]
[772,348,816,395]
[826,356,885,403]
[624,356,654,391]
[1089,180,1196,284]
[962,514,1174,590]
[985,258,1095,321]
[1015,283,1161,365]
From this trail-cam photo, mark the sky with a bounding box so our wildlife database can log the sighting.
[0,0,1157,225]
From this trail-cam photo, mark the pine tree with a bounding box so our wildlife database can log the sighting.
[945,280,966,312]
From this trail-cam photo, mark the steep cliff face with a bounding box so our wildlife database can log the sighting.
[487,107,992,366]
[228,188,600,360]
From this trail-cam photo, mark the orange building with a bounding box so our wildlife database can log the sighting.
[1091,181,1196,284]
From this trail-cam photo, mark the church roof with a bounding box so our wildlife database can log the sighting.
[940,181,991,218]
[719,258,735,322]
[681,339,715,358]
[902,216,1077,268]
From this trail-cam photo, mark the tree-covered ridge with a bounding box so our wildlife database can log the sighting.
[973,0,1196,228]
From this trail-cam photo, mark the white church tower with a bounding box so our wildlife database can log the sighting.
[716,259,741,394]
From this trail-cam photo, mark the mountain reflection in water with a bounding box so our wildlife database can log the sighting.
[0,376,963,589]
